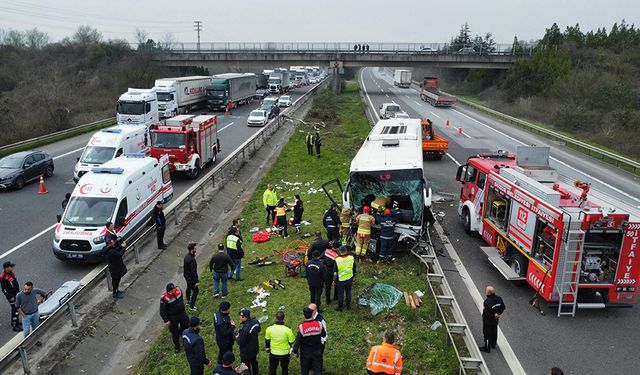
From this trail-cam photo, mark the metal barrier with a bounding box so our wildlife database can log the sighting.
[0,117,116,156]
[0,80,328,374]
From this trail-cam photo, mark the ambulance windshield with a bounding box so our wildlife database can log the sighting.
[63,197,117,227]
[80,146,116,164]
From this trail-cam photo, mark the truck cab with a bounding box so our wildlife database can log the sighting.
[116,88,158,128]
[379,103,402,119]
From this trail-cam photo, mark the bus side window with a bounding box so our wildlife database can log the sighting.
[477,172,486,189]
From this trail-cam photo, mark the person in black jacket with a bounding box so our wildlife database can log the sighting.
[306,252,325,311]
[210,243,234,297]
[183,242,199,310]
[236,309,260,375]
[314,131,322,158]
[374,208,401,263]
[1,261,21,331]
[308,232,330,260]
[105,238,127,299]
[153,201,167,249]
[480,286,505,353]
[182,316,211,375]
[322,243,339,305]
[322,204,340,243]
[226,228,245,282]
[214,301,236,364]
[289,195,304,233]
[160,283,190,353]
[293,307,326,375]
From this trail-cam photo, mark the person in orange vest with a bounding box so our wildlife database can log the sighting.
[354,206,375,260]
[366,330,403,375]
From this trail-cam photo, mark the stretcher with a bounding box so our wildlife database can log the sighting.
[38,280,82,317]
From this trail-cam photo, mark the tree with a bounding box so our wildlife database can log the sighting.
[541,23,563,47]
[451,22,472,50]
[24,28,49,49]
[134,28,149,49]
[563,23,584,47]
[502,48,572,98]
[159,32,177,50]
[72,25,102,46]
[3,30,25,48]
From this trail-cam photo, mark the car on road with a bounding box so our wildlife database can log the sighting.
[456,47,476,55]
[309,77,318,84]
[393,111,410,119]
[278,95,292,107]
[247,110,269,127]
[255,88,270,99]
[261,97,280,118]
[0,150,54,190]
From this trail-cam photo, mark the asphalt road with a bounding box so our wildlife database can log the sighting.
[361,67,640,374]
[0,83,317,344]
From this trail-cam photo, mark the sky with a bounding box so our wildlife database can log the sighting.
[0,0,638,45]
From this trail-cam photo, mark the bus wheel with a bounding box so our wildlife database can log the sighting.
[509,253,527,277]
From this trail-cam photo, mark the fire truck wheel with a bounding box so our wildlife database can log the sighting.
[509,253,527,277]
[462,208,471,234]
[189,164,200,179]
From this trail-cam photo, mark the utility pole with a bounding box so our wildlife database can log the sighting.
[193,20,202,53]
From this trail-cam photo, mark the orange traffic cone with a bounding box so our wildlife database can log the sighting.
[37,176,48,195]
[445,118,450,127]
[458,127,463,136]
[225,108,229,117]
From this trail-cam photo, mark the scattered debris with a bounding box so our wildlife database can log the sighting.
[430,321,442,331]
[258,316,269,323]
[249,227,260,233]
[358,283,403,315]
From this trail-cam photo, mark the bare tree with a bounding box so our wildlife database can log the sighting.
[4,30,25,48]
[160,32,177,50]
[72,25,102,46]
[24,28,49,49]
[134,28,149,48]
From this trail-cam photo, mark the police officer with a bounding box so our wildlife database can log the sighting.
[308,231,330,260]
[314,131,322,158]
[226,228,244,281]
[306,251,325,311]
[308,303,327,371]
[214,301,236,364]
[0,261,20,331]
[374,208,401,263]
[322,243,338,305]
[292,307,326,375]
[160,282,189,353]
[354,206,375,260]
[236,308,261,375]
[153,201,167,249]
[333,246,356,311]
[265,311,295,375]
[182,316,211,375]
[183,242,199,310]
[213,351,247,375]
[480,286,505,353]
[322,204,341,243]
[305,132,315,156]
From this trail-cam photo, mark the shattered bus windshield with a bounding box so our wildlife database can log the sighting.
[350,169,424,226]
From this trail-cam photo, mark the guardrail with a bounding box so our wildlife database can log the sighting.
[0,80,328,374]
[0,117,116,156]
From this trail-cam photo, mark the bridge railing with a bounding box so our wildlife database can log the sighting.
[161,42,533,56]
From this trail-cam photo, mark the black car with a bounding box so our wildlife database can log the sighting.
[0,150,54,190]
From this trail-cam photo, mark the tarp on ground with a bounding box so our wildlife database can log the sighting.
[357,283,403,315]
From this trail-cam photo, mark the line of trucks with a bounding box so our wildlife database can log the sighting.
[390,70,457,108]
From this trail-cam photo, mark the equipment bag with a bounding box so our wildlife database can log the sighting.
[252,231,271,243]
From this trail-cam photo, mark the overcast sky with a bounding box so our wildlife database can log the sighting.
[1,0,638,45]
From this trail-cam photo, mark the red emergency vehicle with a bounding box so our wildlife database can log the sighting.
[456,146,640,316]
[149,115,220,179]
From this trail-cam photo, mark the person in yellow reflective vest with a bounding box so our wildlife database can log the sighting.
[333,246,356,311]
[366,331,403,375]
[305,132,315,156]
[355,206,376,259]
[265,311,295,375]
[275,198,290,238]
[263,183,278,226]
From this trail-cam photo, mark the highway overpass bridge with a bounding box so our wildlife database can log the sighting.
[154,42,531,92]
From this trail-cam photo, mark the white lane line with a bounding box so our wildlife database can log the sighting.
[218,122,235,133]
[452,108,640,204]
[413,100,423,107]
[361,67,525,372]
[447,153,462,166]
[0,224,56,260]
[429,111,441,119]
[53,147,85,160]
[455,127,471,139]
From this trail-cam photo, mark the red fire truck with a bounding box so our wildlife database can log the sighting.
[149,115,220,179]
[456,146,640,316]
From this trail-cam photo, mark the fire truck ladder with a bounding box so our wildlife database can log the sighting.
[556,223,585,317]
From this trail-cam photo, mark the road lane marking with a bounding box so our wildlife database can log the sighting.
[452,108,640,204]
[455,127,471,138]
[429,111,441,119]
[0,224,56,260]
[53,147,85,160]
[413,100,423,107]
[218,122,235,133]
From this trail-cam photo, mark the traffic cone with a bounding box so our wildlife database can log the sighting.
[225,108,229,117]
[458,127,463,136]
[445,118,450,127]
[37,176,48,195]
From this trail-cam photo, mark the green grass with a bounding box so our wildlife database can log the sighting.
[136,82,458,375]
[0,119,116,158]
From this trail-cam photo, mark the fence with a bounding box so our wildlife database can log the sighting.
[0,79,328,374]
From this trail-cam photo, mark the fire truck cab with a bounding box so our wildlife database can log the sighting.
[456,146,640,316]
[149,115,220,179]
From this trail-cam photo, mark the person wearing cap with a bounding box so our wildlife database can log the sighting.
[305,251,325,311]
[153,201,168,249]
[160,283,189,353]
[292,307,326,375]
[183,242,199,311]
[308,303,327,371]
[182,316,211,375]
[214,301,236,364]
[333,246,356,311]
[374,208,401,263]
[210,243,234,298]
[236,308,261,374]
[226,227,245,282]
[322,243,338,305]
[322,203,341,243]
[213,351,249,375]
[1,262,21,331]
[355,206,376,259]
[366,330,403,375]
[265,311,295,375]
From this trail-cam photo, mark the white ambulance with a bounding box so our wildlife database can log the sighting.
[54,154,173,262]
[73,125,149,182]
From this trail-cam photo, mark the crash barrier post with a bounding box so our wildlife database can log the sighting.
[0,77,330,375]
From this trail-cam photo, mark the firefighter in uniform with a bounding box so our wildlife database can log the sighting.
[480,286,505,353]
[160,282,190,353]
[354,206,375,259]
[333,246,356,311]
[0,262,20,331]
[292,307,326,375]
[339,207,352,244]
[305,132,315,156]
[366,331,403,375]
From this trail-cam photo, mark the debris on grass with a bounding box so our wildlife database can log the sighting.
[358,283,403,315]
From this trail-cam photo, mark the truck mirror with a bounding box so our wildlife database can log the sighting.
[77,157,80,162]
[455,165,465,182]
[56,214,62,223]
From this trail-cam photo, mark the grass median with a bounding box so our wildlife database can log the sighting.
[136,82,458,374]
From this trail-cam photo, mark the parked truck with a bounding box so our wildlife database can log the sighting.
[207,73,256,111]
[393,70,412,88]
[154,76,211,118]
[116,88,158,128]
[420,76,457,107]
[268,68,291,94]
[420,119,448,160]
[149,115,220,179]
[255,73,269,89]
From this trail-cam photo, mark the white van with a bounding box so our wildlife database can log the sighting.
[73,125,148,182]
[54,154,173,262]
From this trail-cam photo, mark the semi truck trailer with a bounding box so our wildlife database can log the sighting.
[393,70,412,88]
[420,76,457,107]
[154,76,211,118]
[207,73,256,111]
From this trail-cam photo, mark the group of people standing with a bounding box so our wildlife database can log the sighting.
[305,131,322,158]
[354,43,371,53]
[263,184,304,239]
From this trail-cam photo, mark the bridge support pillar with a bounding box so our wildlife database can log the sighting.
[332,67,341,94]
